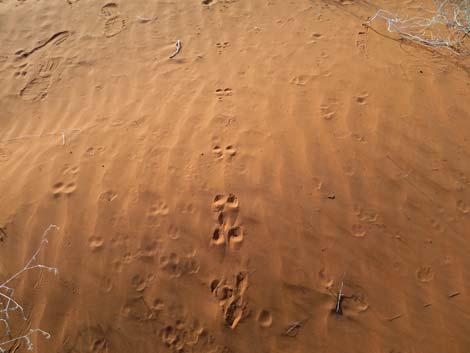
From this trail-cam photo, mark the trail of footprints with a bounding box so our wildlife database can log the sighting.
[118,277,231,352]
[211,194,244,249]
[210,271,249,329]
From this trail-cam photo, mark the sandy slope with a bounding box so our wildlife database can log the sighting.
[0,0,469,352]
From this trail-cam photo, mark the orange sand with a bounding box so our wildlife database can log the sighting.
[0,0,470,352]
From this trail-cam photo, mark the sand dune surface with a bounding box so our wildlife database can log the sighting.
[0,0,470,352]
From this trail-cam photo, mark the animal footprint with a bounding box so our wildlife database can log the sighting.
[14,63,28,78]
[0,227,7,243]
[356,93,368,105]
[159,252,199,277]
[212,194,226,212]
[52,181,76,197]
[320,104,335,120]
[210,194,243,249]
[87,236,104,251]
[416,266,434,283]
[212,144,237,159]
[225,145,236,157]
[121,297,158,321]
[130,273,152,292]
[216,42,230,48]
[211,227,225,246]
[216,42,230,54]
[332,280,369,316]
[160,318,205,352]
[148,201,169,217]
[290,75,312,86]
[212,145,223,159]
[457,200,469,214]
[99,190,117,202]
[341,293,369,314]
[351,223,366,238]
[20,77,51,101]
[64,165,80,175]
[211,272,249,329]
[38,57,61,77]
[257,309,272,328]
[356,30,368,55]
[227,226,244,249]
[215,88,233,101]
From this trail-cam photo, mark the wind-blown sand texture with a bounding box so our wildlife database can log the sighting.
[0,0,470,352]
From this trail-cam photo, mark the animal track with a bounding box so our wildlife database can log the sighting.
[331,281,369,317]
[159,252,199,278]
[216,42,230,48]
[20,77,51,101]
[62,325,110,353]
[257,309,272,328]
[290,75,313,86]
[215,88,233,101]
[351,223,366,238]
[0,227,7,243]
[457,200,469,214]
[101,3,126,37]
[356,30,368,56]
[320,103,336,120]
[52,181,76,197]
[87,236,104,251]
[356,93,369,104]
[121,296,160,321]
[38,57,61,77]
[148,201,169,217]
[216,42,230,54]
[349,206,381,238]
[64,165,80,175]
[99,190,118,202]
[212,144,237,159]
[13,63,28,78]
[130,273,153,292]
[167,224,180,240]
[211,271,249,329]
[340,293,369,315]
[135,239,160,261]
[416,266,434,282]
[19,57,63,100]
[210,194,244,249]
[160,318,205,352]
